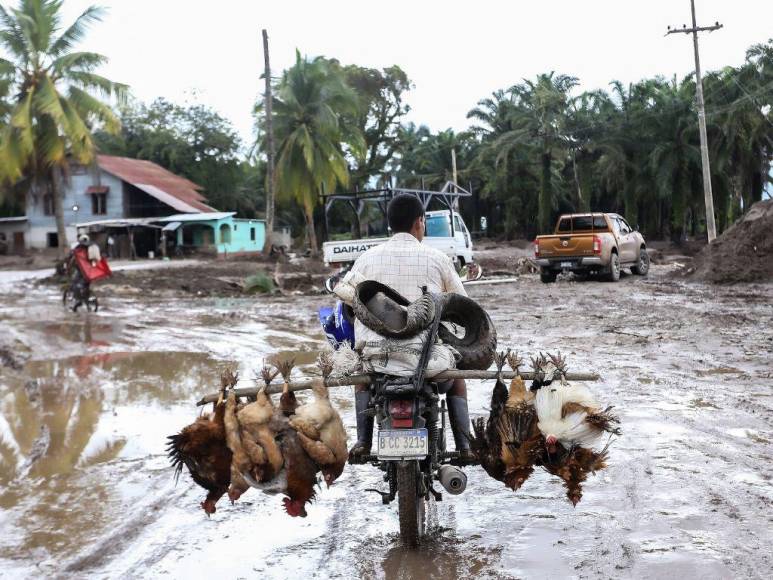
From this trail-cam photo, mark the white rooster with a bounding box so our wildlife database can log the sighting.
[533,354,620,453]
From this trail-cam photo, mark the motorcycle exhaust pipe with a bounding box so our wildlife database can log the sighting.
[437,465,467,495]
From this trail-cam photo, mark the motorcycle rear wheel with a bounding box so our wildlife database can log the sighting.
[397,461,425,547]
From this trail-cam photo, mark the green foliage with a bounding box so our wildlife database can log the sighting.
[244,270,275,294]
[94,98,260,215]
[0,0,126,251]
[262,51,363,254]
[340,64,412,189]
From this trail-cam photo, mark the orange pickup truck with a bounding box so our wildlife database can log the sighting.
[534,213,649,283]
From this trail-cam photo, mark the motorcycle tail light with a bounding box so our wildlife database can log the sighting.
[592,235,601,254]
[388,399,413,419]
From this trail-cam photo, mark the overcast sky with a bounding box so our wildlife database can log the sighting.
[55,0,772,147]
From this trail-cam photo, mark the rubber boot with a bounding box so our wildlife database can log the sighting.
[348,391,374,463]
[447,395,475,464]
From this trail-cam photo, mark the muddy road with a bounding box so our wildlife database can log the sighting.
[0,265,771,579]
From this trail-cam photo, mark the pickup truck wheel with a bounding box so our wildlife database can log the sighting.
[631,248,650,276]
[540,269,557,284]
[606,252,621,282]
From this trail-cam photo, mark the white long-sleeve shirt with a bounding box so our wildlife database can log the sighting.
[334,232,466,350]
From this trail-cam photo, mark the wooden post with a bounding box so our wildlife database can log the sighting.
[262,29,276,251]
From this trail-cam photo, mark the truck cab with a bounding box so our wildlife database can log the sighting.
[322,209,474,269]
[424,210,474,267]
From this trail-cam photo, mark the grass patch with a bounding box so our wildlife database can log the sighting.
[244,271,276,294]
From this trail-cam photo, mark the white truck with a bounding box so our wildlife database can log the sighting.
[322,209,475,269]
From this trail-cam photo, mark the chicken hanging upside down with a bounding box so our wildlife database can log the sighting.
[166,370,238,515]
[471,351,542,492]
[288,352,348,488]
[472,351,620,506]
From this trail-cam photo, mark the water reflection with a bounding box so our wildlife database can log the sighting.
[0,349,229,569]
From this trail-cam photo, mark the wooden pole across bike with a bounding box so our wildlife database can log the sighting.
[195,369,600,406]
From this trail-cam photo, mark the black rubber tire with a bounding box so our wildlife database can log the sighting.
[607,252,621,282]
[353,281,435,339]
[397,461,425,548]
[631,247,650,276]
[540,269,557,283]
[437,293,497,370]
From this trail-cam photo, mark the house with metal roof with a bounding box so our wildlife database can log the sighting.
[0,155,269,257]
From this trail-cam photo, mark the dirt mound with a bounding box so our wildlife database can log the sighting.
[689,200,773,283]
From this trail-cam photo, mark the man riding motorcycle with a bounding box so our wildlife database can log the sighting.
[332,194,475,463]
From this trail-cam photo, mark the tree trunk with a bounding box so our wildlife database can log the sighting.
[50,166,69,256]
[539,151,552,233]
[304,203,319,256]
[623,161,638,228]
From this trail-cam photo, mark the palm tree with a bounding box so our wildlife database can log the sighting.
[272,52,362,255]
[494,72,578,232]
[0,0,126,254]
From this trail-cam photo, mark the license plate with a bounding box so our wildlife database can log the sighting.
[560,261,574,268]
[377,428,429,459]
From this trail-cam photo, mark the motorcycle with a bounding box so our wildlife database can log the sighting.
[319,275,478,547]
[359,373,469,547]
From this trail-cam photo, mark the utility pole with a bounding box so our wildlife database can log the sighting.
[262,29,276,250]
[451,147,458,187]
[666,0,722,243]
[451,147,460,210]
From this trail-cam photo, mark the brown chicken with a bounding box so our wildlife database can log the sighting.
[259,413,320,518]
[471,374,543,492]
[224,385,285,501]
[288,360,347,488]
[167,394,232,515]
[542,444,609,506]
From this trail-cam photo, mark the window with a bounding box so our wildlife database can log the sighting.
[250,227,256,241]
[91,193,107,215]
[572,216,595,231]
[619,218,632,234]
[453,215,464,233]
[611,218,621,235]
[43,194,54,216]
[557,217,571,232]
[46,232,58,248]
[425,215,451,237]
[593,216,608,230]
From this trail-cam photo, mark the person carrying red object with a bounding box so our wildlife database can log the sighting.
[63,234,111,311]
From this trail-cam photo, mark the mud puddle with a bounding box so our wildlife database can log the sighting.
[0,268,772,579]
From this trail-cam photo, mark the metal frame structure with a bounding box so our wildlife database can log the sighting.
[322,182,472,237]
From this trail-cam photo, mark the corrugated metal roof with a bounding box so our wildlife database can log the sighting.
[155,212,235,222]
[75,217,159,228]
[97,155,217,213]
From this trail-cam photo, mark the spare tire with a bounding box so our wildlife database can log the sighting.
[352,281,435,339]
[437,294,497,370]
